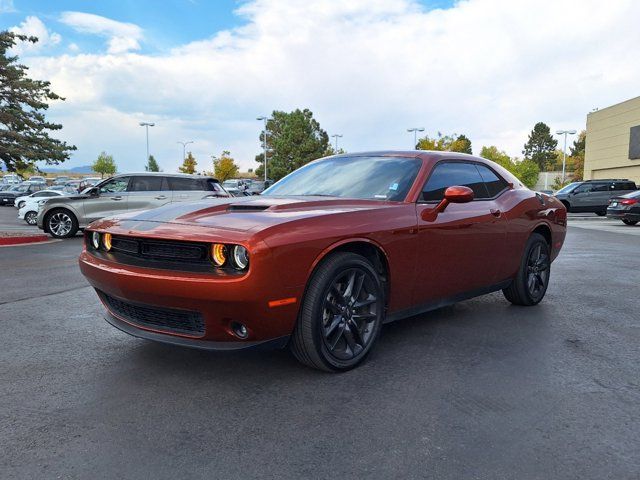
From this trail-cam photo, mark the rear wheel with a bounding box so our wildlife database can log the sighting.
[290,252,385,372]
[46,209,79,239]
[503,233,550,306]
[24,211,37,225]
[622,219,638,226]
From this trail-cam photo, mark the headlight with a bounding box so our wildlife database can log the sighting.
[232,245,249,270]
[91,231,100,249]
[102,233,112,251]
[211,243,227,266]
[37,199,46,206]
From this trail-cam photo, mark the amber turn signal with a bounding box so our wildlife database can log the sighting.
[102,233,112,251]
[211,243,227,266]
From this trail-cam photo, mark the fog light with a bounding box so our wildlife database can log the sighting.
[231,322,248,339]
[103,233,112,251]
[91,231,100,249]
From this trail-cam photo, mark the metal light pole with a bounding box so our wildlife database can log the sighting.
[407,127,425,149]
[331,134,343,153]
[177,140,194,162]
[139,122,155,161]
[257,116,268,182]
[556,129,577,183]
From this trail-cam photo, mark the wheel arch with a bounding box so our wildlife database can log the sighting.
[532,222,552,247]
[307,238,391,307]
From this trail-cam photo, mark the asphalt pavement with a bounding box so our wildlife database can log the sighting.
[0,216,639,479]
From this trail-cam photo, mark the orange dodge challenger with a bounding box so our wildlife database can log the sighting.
[79,151,567,371]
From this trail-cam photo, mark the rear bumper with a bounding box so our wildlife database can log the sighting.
[607,210,640,221]
[79,249,302,347]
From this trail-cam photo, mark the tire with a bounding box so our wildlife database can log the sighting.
[24,211,37,225]
[502,233,551,306]
[290,252,385,372]
[45,208,79,239]
[622,219,638,226]
[596,210,606,217]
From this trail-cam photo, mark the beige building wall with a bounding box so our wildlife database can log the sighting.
[584,95,640,184]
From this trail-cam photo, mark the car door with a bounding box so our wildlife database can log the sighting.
[413,161,508,306]
[83,176,131,222]
[167,177,207,202]
[588,182,612,210]
[127,176,171,211]
[568,183,593,211]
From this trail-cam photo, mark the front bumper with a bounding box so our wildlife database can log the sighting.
[79,249,302,348]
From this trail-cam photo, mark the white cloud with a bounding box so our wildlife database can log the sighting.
[20,0,640,173]
[59,11,143,54]
[0,0,16,13]
[9,16,62,54]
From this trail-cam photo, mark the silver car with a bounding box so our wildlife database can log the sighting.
[37,173,228,238]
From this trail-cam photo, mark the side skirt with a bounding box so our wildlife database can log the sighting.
[384,280,513,324]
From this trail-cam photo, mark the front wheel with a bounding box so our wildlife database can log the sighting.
[622,219,638,226]
[290,252,385,372]
[596,210,606,217]
[24,211,37,225]
[503,233,550,306]
[46,209,79,238]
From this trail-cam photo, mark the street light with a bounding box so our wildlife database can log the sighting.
[257,116,268,182]
[177,140,194,162]
[407,127,425,149]
[139,122,155,161]
[556,129,577,183]
[331,134,343,153]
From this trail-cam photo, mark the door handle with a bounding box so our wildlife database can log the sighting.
[490,208,501,217]
[155,195,167,200]
[111,196,122,201]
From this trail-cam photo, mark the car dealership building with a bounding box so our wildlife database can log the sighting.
[584,95,640,183]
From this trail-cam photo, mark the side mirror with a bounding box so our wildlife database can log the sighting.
[88,187,99,196]
[421,186,474,222]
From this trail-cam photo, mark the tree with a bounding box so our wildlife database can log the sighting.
[145,154,160,172]
[255,108,329,181]
[0,31,76,172]
[569,130,586,180]
[480,145,540,189]
[212,150,239,181]
[416,132,472,153]
[522,122,558,170]
[92,151,116,178]
[179,152,197,174]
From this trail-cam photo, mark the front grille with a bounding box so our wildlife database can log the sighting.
[99,291,205,335]
[109,236,209,262]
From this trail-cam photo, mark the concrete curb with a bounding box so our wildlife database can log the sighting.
[0,234,51,246]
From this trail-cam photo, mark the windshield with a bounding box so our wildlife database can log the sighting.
[13,184,29,192]
[263,156,421,201]
[556,182,580,194]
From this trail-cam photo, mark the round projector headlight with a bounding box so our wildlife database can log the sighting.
[102,233,112,251]
[211,243,227,266]
[232,245,249,270]
[91,231,100,249]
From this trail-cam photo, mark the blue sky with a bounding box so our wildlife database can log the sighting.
[2,0,639,173]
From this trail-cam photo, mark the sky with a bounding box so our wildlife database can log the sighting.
[2,0,639,173]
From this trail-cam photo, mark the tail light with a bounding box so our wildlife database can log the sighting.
[621,198,638,205]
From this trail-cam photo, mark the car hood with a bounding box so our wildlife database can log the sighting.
[90,196,400,239]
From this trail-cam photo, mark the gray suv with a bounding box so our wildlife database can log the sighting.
[37,173,228,238]
[554,179,637,216]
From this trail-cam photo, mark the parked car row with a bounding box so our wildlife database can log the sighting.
[36,173,230,238]
[553,179,638,218]
[221,178,272,196]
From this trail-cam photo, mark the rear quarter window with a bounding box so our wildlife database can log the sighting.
[167,177,204,191]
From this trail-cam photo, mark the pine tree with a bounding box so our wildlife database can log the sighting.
[145,155,160,172]
[179,152,197,174]
[0,31,76,172]
[522,122,558,170]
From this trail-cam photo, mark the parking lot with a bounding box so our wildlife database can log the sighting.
[1,206,639,479]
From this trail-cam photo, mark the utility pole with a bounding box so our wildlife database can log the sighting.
[556,129,577,183]
[331,134,343,153]
[407,127,425,149]
[177,140,194,163]
[139,122,155,161]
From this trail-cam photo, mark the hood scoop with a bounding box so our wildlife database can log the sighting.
[226,204,271,212]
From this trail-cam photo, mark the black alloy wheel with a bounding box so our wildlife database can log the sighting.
[291,252,385,372]
[503,232,551,306]
[622,219,638,226]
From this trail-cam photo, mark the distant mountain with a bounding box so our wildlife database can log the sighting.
[38,165,95,174]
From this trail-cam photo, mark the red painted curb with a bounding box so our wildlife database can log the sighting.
[0,235,51,246]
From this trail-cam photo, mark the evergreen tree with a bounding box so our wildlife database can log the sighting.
[0,31,76,172]
[179,152,197,174]
[145,154,160,172]
[522,122,558,170]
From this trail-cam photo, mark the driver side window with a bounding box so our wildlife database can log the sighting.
[99,177,130,194]
[573,184,592,194]
[421,162,489,202]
